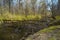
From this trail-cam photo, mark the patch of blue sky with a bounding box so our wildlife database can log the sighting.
[13,0,19,6]
[35,0,40,11]
[35,0,40,7]
[47,0,58,10]
[0,0,4,5]
[53,0,58,5]
[47,0,58,5]
[20,0,26,9]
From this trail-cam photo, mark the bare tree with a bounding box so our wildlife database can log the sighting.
[57,0,60,15]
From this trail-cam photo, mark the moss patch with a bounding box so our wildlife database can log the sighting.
[39,25,60,33]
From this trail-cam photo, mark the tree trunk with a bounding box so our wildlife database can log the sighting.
[57,0,60,15]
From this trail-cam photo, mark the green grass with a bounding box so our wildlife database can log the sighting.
[38,25,60,33]
[0,11,60,21]
[49,37,56,40]
[0,13,41,21]
[56,16,60,20]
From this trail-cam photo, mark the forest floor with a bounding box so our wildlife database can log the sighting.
[0,14,60,40]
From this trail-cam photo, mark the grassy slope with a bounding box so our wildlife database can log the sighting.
[38,25,60,33]
[26,25,60,40]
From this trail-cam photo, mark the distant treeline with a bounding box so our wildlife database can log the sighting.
[0,0,60,16]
